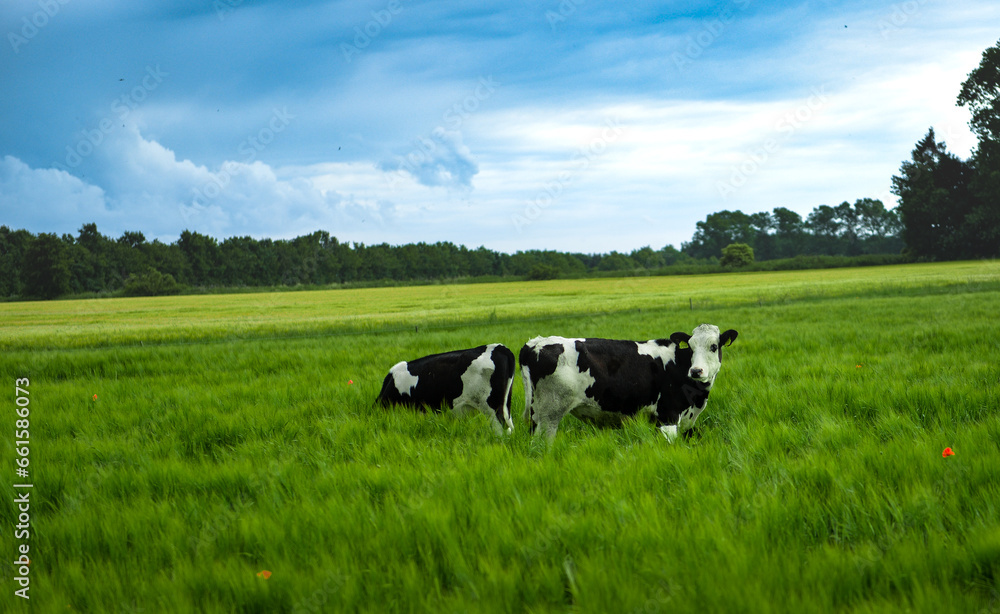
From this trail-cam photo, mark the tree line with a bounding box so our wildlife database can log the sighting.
[2,222,716,299]
[0,203,902,300]
[680,199,903,261]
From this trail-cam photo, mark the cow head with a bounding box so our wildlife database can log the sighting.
[670,324,738,384]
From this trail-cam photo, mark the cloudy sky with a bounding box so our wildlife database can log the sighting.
[1,1,997,253]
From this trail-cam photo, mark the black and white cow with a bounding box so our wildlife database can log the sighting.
[519,324,738,442]
[375,343,516,435]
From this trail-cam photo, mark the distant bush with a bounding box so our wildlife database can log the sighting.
[527,264,560,281]
[720,243,755,268]
[123,269,183,297]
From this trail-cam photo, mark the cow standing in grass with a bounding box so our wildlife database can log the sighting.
[519,324,738,442]
[376,343,516,435]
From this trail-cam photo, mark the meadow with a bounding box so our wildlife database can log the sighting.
[2,261,999,613]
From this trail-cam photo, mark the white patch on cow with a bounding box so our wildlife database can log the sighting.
[453,344,509,436]
[660,424,678,443]
[635,399,659,422]
[686,324,724,385]
[677,406,703,432]
[661,407,702,444]
[636,340,676,365]
[389,361,418,396]
[523,336,598,438]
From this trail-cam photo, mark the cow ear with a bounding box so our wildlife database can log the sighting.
[670,332,690,348]
[720,329,738,346]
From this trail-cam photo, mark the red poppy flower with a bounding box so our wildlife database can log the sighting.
[348,380,354,385]
[93,394,98,401]
[942,447,955,458]
[257,570,272,579]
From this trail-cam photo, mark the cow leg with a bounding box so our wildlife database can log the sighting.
[502,376,515,434]
[529,394,571,442]
[484,407,505,436]
[520,366,534,425]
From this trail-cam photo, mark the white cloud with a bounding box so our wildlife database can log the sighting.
[376,128,480,189]
[0,128,391,242]
[0,156,110,234]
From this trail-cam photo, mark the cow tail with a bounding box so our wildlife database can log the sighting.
[374,374,393,409]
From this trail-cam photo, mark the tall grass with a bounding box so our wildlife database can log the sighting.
[1,261,998,612]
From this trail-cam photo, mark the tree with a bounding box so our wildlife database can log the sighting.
[958,39,1000,145]
[806,205,840,238]
[770,207,805,258]
[0,226,31,298]
[833,201,860,254]
[122,268,182,297]
[177,230,221,285]
[891,128,978,259]
[597,251,636,271]
[720,243,754,268]
[22,233,71,299]
[957,38,1000,256]
[682,210,754,259]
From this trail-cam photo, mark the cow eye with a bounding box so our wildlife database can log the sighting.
[710,344,718,352]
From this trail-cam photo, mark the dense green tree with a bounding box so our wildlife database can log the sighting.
[720,243,754,268]
[177,230,221,285]
[658,244,688,266]
[0,226,31,297]
[114,231,150,283]
[598,251,636,271]
[21,233,71,299]
[219,236,262,286]
[892,128,978,259]
[629,246,664,269]
[957,38,1000,256]
[771,207,806,258]
[834,201,860,254]
[806,204,840,238]
[122,268,182,296]
[681,210,754,259]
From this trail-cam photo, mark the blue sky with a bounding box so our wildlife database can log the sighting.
[1,1,997,253]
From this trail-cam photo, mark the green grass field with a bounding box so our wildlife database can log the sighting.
[2,261,999,613]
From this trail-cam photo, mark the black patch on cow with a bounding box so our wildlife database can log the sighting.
[519,341,562,389]
[574,338,665,416]
[375,345,487,411]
